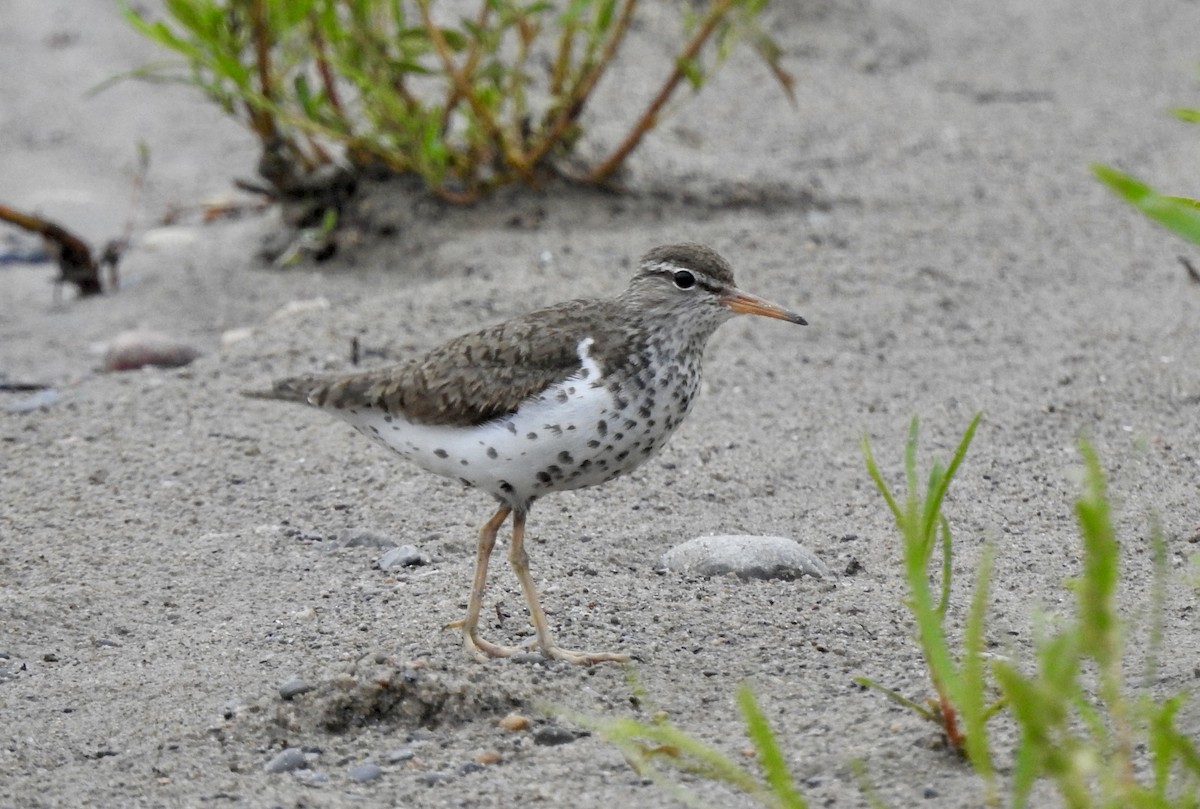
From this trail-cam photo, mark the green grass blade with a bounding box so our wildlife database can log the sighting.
[737,684,808,809]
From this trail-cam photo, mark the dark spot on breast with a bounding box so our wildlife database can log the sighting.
[638,404,652,419]
[558,451,574,464]
[614,432,624,441]
[434,448,449,459]
[624,419,638,431]
[580,459,592,469]
[499,480,514,492]
[556,390,569,403]
[369,426,380,436]
[527,432,538,440]
[587,439,601,449]
[567,424,576,431]
[547,465,562,476]
[506,422,518,434]
[486,447,498,459]
[597,420,608,437]
[536,471,552,484]
[384,415,393,423]
[597,459,609,469]
[460,459,469,466]
[458,477,472,487]
[646,419,656,428]
[616,449,630,461]
[641,446,654,454]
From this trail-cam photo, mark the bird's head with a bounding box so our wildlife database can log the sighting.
[622,243,807,332]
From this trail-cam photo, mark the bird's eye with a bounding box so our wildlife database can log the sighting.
[672,270,696,290]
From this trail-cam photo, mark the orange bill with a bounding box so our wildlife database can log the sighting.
[720,289,807,325]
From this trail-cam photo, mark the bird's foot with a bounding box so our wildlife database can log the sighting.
[540,645,629,666]
[446,618,535,661]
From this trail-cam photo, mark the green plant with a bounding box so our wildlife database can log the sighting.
[857,412,1003,797]
[585,678,808,809]
[1093,164,1200,246]
[584,421,1199,809]
[992,443,1200,809]
[119,0,792,203]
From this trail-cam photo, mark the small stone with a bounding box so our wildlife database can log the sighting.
[387,747,415,764]
[42,653,59,663]
[376,545,425,570]
[420,771,452,786]
[533,725,579,746]
[264,747,308,774]
[498,713,530,731]
[278,677,314,700]
[102,330,200,372]
[457,761,485,776]
[659,535,829,581]
[93,638,121,648]
[922,785,939,798]
[346,763,382,782]
[475,750,501,765]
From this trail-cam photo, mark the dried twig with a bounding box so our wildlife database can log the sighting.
[0,203,103,296]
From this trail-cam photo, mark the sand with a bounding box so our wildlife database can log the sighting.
[2,1,1199,806]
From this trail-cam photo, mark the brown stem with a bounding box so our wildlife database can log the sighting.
[246,0,279,143]
[416,0,532,179]
[309,11,345,121]
[525,0,638,169]
[587,0,735,183]
[439,0,493,136]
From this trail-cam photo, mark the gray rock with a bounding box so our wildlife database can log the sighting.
[533,725,579,746]
[346,762,383,782]
[376,545,426,570]
[659,535,829,581]
[278,677,314,700]
[387,747,415,763]
[264,747,308,774]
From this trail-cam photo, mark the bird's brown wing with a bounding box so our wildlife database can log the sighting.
[252,300,620,428]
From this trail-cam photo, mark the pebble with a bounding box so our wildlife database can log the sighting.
[387,747,415,763]
[498,712,530,731]
[533,725,579,746]
[376,545,426,570]
[659,535,830,581]
[420,771,452,786]
[278,677,314,701]
[102,330,200,372]
[346,763,382,782]
[264,747,309,774]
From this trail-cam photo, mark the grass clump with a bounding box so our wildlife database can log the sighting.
[858,411,1002,799]
[119,0,792,205]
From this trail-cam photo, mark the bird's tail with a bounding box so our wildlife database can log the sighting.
[241,375,324,405]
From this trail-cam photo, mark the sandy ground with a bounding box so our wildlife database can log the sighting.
[3,1,1200,807]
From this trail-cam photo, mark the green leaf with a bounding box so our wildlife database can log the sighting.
[678,55,704,91]
[1171,106,1200,123]
[1093,163,1200,246]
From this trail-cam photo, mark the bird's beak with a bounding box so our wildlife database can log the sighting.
[721,288,808,325]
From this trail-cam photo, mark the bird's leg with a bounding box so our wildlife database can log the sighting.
[445,504,526,660]
[508,510,629,665]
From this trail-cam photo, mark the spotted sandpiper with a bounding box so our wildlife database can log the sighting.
[248,243,806,664]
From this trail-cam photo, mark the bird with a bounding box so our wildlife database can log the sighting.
[247,243,806,665]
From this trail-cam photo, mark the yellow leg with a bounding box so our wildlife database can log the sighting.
[508,510,629,665]
[445,504,527,661]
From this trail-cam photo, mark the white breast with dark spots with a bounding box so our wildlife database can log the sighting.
[329,337,698,509]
